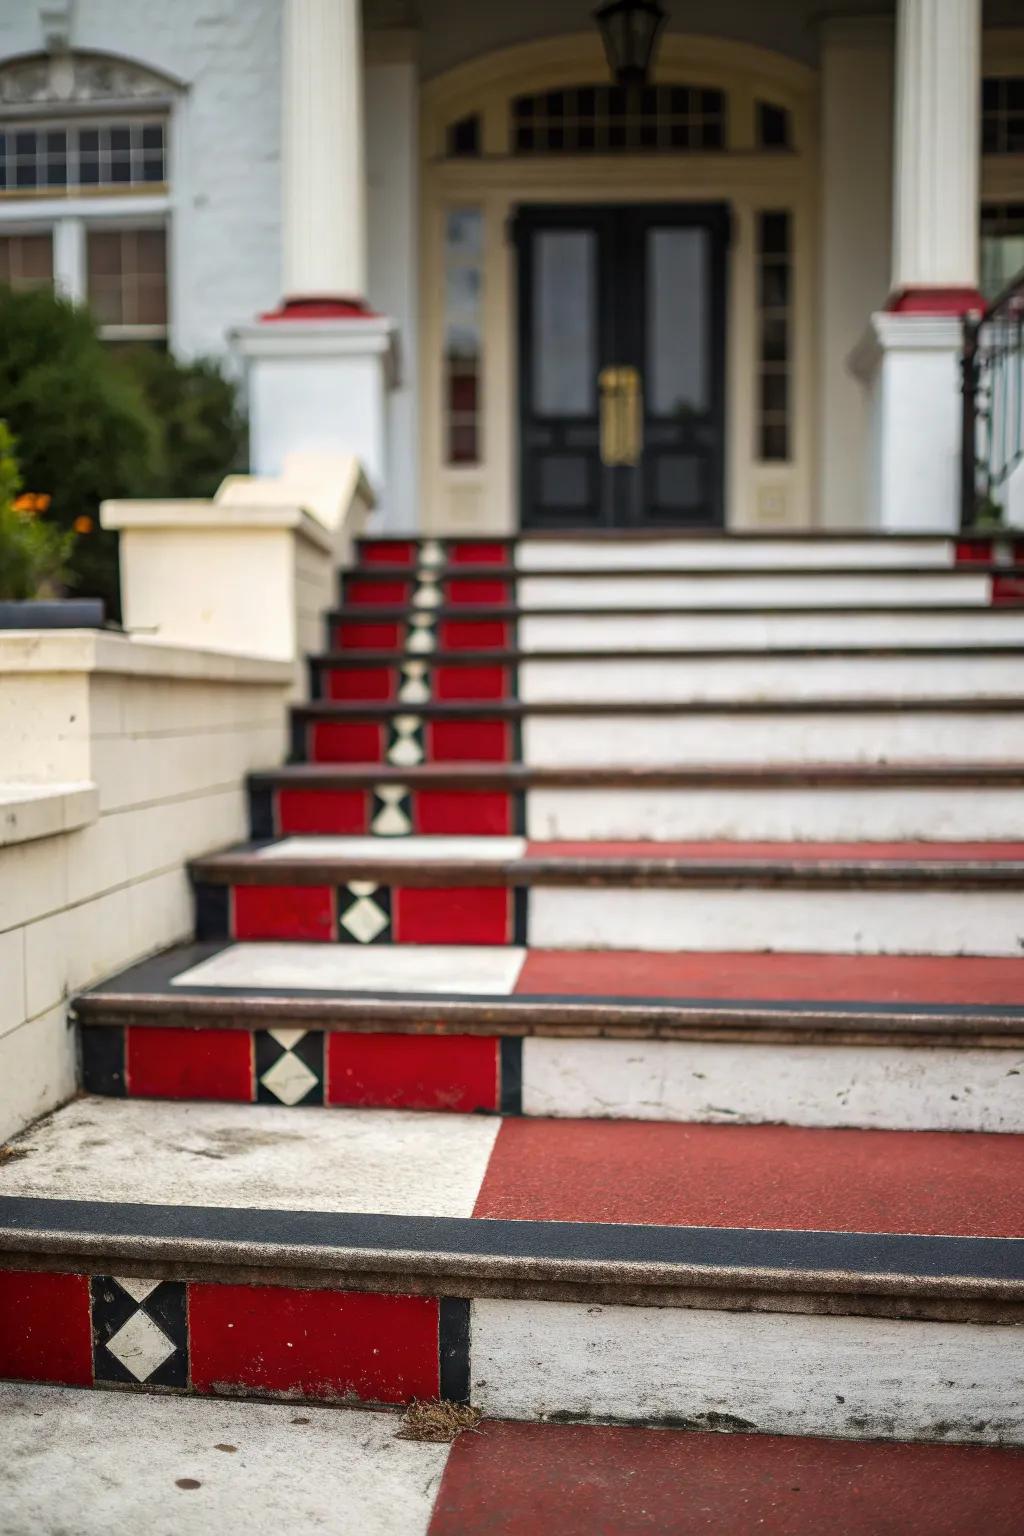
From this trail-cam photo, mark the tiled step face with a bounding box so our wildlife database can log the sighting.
[331,615,516,652]
[298,713,520,765]
[80,1015,1024,1133]
[251,779,1024,842]
[517,610,1024,650]
[82,1021,520,1116]
[342,569,1002,612]
[253,782,523,838]
[0,1268,467,1407]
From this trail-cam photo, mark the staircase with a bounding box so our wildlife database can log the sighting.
[2,532,1024,1446]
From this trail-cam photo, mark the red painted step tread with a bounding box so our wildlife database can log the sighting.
[473,1118,1024,1236]
[524,839,1024,862]
[429,1419,1024,1536]
[515,949,1024,1005]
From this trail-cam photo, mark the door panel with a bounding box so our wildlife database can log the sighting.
[517,202,727,530]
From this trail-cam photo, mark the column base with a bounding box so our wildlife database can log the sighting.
[849,313,964,532]
[261,297,382,321]
[233,313,398,490]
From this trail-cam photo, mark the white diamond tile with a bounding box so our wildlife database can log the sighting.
[260,1052,318,1106]
[172,943,526,995]
[268,1027,307,1050]
[106,1309,176,1382]
[113,1277,160,1305]
[371,786,412,837]
[341,892,389,944]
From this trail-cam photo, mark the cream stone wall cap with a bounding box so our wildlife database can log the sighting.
[0,630,293,685]
[0,782,98,848]
[217,451,375,534]
[99,497,333,552]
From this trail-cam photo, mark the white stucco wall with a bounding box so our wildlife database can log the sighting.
[0,0,282,363]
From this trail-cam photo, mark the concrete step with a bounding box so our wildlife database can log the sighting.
[188,838,1024,956]
[339,566,1019,612]
[329,609,1024,652]
[4,1385,1024,1536]
[308,649,1024,704]
[1,1098,1022,1441]
[248,762,1024,842]
[356,531,1024,571]
[290,698,1024,767]
[76,942,1024,1132]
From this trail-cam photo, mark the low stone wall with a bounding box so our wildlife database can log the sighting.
[0,633,292,1140]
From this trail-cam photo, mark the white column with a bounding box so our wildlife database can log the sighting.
[52,216,85,304]
[281,0,366,302]
[891,0,981,301]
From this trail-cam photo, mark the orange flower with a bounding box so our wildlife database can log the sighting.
[73,515,94,535]
[11,492,52,515]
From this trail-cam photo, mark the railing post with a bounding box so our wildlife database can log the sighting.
[960,311,981,530]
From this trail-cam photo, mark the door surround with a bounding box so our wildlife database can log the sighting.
[419,32,818,536]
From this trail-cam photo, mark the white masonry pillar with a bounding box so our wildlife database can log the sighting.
[234,0,396,497]
[851,0,982,530]
[281,0,366,304]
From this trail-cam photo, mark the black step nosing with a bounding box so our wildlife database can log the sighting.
[290,698,1024,720]
[309,645,1024,666]
[328,605,1024,623]
[1,1197,1020,1292]
[246,765,1024,790]
[345,564,1024,581]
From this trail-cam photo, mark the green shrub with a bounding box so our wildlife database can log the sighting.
[0,421,76,601]
[0,286,247,616]
[116,347,247,500]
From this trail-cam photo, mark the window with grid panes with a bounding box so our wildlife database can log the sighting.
[510,84,726,153]
[0,231,53,291]
[982,78,1024,155]
[87,227,167,334]
[0,118,166,193]
[756,211,792,463]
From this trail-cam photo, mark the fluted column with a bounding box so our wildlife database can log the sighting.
[890,0,981,310]
[281,0,366,306]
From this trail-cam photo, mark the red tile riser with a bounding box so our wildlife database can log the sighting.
[227,883,521,944]
[307,719,516,764]
[277,787,517,836]
[0,1267,445,1404]
[320,664,511,703]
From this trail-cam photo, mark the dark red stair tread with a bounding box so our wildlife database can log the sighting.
[472,1119,1024,1237]
[515,949,1024,1005]
[524,839,1024,862]
[429,1419,1024,1536]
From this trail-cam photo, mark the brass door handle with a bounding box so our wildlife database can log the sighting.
[599,366,643,466]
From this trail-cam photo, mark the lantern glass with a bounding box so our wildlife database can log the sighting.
[594,0,667,88]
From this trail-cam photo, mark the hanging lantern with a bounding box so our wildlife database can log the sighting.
[593,0,667,89]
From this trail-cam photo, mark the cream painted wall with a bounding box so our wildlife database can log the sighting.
[0,635,291,1142]
[818,20,894,528]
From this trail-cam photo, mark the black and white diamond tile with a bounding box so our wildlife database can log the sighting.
[371,784,413,836]
[387,714,425,767]
[338,881,392,944]
[91,1276,188,1388]
[255,1028,325,1105]
[407,613,437,654]
[398,660,431,704]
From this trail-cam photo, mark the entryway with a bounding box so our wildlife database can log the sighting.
[515,202,728,529]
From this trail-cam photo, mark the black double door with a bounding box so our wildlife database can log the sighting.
[515,202,728,529]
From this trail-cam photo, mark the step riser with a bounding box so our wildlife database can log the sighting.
[0,1267,467,1408]
[253,785,1024,842]
[313,655,1024,706]
[195,882,1024,957]
[523,714,1024,766]
[525,787,1024,842]
[518,656,1024,702]
[514,538,960,571]
[4,1263,1019,1443]
[517,613,1024,648]
[341,574,998,610]
[472,1298,1024,1444]
[80,1026,1024,1133]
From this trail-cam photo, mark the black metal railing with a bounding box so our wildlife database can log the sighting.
[961,269,1024,529]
